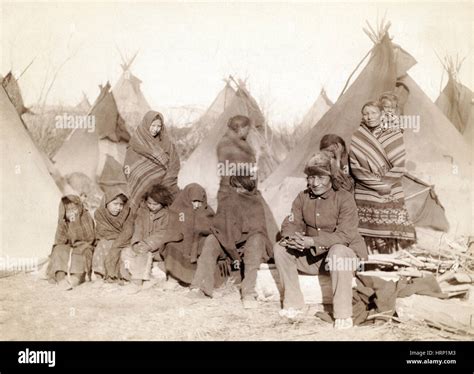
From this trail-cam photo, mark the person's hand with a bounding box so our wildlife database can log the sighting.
[293,232,315,250]
[378,184,391,195]
[283,235,303,251]
[279,237,289,247]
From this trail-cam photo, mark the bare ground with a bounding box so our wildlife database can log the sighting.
[0,272,468,341]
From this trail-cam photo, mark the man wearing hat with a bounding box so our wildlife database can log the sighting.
[273,151,367,329]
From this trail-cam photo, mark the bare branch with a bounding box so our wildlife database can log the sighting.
[17,57,36,81]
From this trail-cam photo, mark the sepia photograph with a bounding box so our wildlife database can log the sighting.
[0,0,472,369]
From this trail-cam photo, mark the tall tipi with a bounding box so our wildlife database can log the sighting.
[1,85,61,264]
[293,88,333,141]
[53,82,130,183]
[2,72,71,194]
[75,92,91,113]
[262,27,471,237]
[112,52,151,132]
[435,55,473,145]
[182,81,236,159]
[178,78,280,202]
[201,80,237,122]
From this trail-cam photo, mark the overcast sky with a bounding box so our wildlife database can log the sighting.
[1,1,472,126]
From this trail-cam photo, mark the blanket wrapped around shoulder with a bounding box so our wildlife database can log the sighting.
[217,129,257,191]
[54,195,95,248]
[124,111,180,209]
[161,184,215,284]
[162,183,215,262]
[47,195,95,278]
[132,204,170,251]
[211,188,273,262]
[94,186,134,278]
[215,128,278,256]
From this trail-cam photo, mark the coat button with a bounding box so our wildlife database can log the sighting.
[316,213,320,217]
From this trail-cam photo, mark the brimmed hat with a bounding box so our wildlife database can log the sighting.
[304,151,332,177]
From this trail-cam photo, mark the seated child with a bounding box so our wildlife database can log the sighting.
[47,195,95,290]
[162,183,215,285]
[92,186,133,282]
[120,184,173,288]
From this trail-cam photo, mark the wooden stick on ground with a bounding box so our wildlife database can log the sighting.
[401,250,425,267]
[437,269,456,283]
[441,285,470,293]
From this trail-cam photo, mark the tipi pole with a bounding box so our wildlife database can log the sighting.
[337,47,374,100]
[17,58,36,81]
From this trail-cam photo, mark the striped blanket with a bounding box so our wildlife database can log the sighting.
[124,111,180,209]
[349,124,416,241]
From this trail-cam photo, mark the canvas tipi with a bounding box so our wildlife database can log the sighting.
[112,52,151,132]
[1,71,28,115]
[75,92,91,113]
[178,78,280,202]
[182,81,236,157]
[1,85,61,266]
[435,55,473,145]
[1,72,72,194]
[262,26,472,237]
[293,88,333,141]
[97,154,128,191]
[53,82,130,183]
[201,81,237,122]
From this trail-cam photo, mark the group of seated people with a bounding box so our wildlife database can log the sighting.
[47,90,416,330]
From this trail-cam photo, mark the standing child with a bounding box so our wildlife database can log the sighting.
[124,111,180,211]
[47,195,95,290]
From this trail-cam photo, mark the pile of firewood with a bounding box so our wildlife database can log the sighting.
[360,232,474,336]
[361,232,474,299]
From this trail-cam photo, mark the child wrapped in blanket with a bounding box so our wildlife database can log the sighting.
[120,184,173,291]
[92,186,134,282]
[47,195,95,290]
